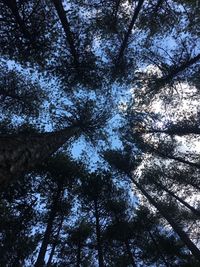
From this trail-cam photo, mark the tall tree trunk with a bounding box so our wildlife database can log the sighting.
[124,240,137,267]
[35,186,62,267]
[94,200,104,267]
[2,0,33,40]
[145,144,200,170]
[0,126,79,184]
[76,240,81,267]
[153,180,200,217]
[116,0,145,64]
[148,231,170,267]
[46,214,64,267]
[145,127,200,136]
[52,0,79,68]
[130,176,200,261]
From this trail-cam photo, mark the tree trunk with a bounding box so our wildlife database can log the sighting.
[161,53,200,84]
[76,241,81,267]
[116,0,145,64]
[0,126,79,184]
[148,231,170,267]
[153,180,200,217]
[46,214,64,267]
[145,127,200,136]
[124,240,137,267]
[94,200,104,267]
[35,186,62,267]
[2,0,33,40]
[146,144,200,170]
[130,176,200,261]
[52,0,79,68]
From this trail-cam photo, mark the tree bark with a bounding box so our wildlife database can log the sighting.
[52,0,79,68]
[35,186,62,267]
[130,176,200,261]
[94,200,104,267]
[116,0,145,64]
[0,126,79,184]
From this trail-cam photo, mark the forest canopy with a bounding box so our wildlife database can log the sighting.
[0,0,200,266]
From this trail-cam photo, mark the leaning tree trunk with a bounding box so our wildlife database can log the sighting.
[130,176,200,261]
[2,0,33,40]
[52,0,79,68]
[153,179,200,217]
[35,186,62,267]
[116,0,145,64]
[0,126,79,184]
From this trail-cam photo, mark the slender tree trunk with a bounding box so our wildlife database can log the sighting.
[116,0,145,64]
[144,127,200,136]
[130,176,200,261]
[148,231,170,267]
[2,0,33,40]
[94,200,104,267]
[161,53,200,83]
[46,214,64,267]
[76,241,81,267]
[52,0,79,68]
[146,144,200,170]
[124,240,137,267]
[160,172,200,192]
[153,180,200,217]
[0,126,79,184]
[35,186,62,267]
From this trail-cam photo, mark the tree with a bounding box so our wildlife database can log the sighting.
[0,0,200,265]
[104,149,200,261]
[34,153,82,267]
[76,172,114,267]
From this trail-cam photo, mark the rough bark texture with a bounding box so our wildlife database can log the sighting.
[0,126,79,184]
